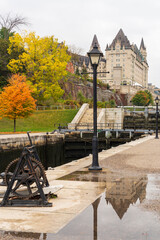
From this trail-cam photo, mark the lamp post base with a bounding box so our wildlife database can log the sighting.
[88,166,102,171]
[89,136,102,171]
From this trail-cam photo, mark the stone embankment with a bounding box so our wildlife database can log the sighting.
[0,133,64,151]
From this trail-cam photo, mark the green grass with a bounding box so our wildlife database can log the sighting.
[126,107,145,111]
[0,109,78,133]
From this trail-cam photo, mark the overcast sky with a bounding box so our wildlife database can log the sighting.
[1,0,160,87]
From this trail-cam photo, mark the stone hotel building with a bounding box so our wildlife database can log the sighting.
[105,29,148,88]
[79,29,149,89]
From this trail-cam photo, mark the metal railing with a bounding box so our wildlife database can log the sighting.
[68,122,123,130]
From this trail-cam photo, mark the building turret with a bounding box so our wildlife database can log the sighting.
[109,28,131,49]
[105,44,109,51]
[90,34,101,51]
[140,38,147,62]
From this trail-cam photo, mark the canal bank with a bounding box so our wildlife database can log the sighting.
[0,130,146,172]
[0,134,160,238]
[0,133,65,171]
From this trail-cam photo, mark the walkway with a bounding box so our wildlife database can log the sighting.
[0,134,157,234]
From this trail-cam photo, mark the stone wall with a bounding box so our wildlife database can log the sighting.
[68,103,89,129]
[0,133,64,151]
[62,81,114,102]
[105,108,124,129]
[68,104,124,130]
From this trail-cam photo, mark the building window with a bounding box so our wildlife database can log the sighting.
[116,59,120,62]
[116,64,120,66]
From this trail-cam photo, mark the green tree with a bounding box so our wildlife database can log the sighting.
[0,33,25,89]
[0,27,14,40]
[97,99,116,108]
[7,32,71,104]
[131,90,152,106]
[109,99,116,108]
[77,91,86,105]
[0,38,10,88]
[81,66,89,82]
[144,90,153,105]
[0,14,28,88]
[0,14,28,40]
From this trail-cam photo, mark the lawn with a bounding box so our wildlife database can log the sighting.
[0,109,78,133]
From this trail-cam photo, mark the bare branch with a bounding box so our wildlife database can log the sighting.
[68,44,83,55]
[0,13,29,34]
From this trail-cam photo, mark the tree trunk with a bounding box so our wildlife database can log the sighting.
[14,118,16,132]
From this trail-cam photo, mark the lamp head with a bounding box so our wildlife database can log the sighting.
[155,96,159,104]
[87,42,103,67]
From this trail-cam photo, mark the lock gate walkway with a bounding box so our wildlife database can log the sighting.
[0,133,159,234]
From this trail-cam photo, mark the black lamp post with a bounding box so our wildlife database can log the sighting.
[87,42,103,170]
[155,96,159,139]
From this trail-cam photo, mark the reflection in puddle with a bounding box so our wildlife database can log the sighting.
[106,176,147,219]
[0,231,41,239]
[58,170,110,182]
[2,174,160,240]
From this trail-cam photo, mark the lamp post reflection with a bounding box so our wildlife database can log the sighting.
[92,197,101,240]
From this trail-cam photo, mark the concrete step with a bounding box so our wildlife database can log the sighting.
[79,109,101,124]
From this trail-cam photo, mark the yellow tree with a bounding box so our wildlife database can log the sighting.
[7,32,71,104]
[0,74,36,132]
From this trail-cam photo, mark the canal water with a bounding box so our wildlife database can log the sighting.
[0,142,65,172]
[0,138,130,172]
[2,173,160,240]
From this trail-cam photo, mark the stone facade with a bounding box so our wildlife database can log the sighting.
[105,29,148,88]
[75,29,148,91]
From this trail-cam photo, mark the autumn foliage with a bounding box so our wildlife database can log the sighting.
[131,90,153,106]
[7,32,70,104]
[0,74,36,131]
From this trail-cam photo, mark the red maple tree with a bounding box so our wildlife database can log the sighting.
[0,74,36,132]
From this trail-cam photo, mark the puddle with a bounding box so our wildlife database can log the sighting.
[145,174,160,200]
[44,193,160,240]
[1,174,160,239]
[58,170,111,182]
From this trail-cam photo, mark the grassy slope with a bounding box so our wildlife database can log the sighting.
[0,109,78,133]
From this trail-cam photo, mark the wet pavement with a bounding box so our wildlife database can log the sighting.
[1,173,160,239]
[1,135,160,239]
